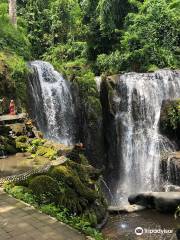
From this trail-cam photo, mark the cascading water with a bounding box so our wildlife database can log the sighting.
[28,61,76,145]
[113,70,180,205]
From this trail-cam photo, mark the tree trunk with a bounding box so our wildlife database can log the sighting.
[8,0,17,27]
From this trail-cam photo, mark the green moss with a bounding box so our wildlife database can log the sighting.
[0,135,17,154]
[15,135,29,152]
[36,146,57,160]
[29,175,60,204]
[50,164,98,202]
[58,185,88,213]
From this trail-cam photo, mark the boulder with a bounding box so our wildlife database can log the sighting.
[128,192,180,213]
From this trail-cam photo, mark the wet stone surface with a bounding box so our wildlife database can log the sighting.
[102,210,180,240]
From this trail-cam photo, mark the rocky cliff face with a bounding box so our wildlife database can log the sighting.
[72,80,106,169]
[100,76,121,193]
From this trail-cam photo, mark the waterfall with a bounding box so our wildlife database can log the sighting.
[113,70,180,205]
[28,61,76,145]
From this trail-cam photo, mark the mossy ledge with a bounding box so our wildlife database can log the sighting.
[3,136,107,240]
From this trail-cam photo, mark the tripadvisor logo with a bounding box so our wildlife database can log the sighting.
[135,227,144,236]
[135,227,174,236]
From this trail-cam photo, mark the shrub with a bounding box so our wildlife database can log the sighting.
[43,41,88,66]
[29,175,60,204]
[36,146,57,160]
[96,50,122,75]
[4,183,35,205]
[15,135,29,152]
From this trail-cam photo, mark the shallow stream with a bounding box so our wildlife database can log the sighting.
[102,210,180,240]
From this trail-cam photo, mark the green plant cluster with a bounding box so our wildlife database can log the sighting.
[15,136,59,160]
[4,183,104,239]
[0,135,17,154]
[160,99,180,138]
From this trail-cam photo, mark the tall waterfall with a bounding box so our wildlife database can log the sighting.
[113,70,180,205]
[29,61,76,145]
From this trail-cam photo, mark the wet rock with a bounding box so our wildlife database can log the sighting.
[7,123,26,136]
[161,151,180,185]
[108,204,145,213]
[44,141,73,156]
[163,184,180,192]
[129,192,180,212]
[16,152,26,157]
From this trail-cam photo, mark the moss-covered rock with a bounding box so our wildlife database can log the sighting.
[0,135,17,154]
[36,146,57,160]
[50,164,98,202]
[29,175,60,204]
[2,135,107,226]
[43,141,73,156]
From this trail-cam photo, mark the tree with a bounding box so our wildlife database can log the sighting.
[120,0,180,71]
[8,0,17,27]
[82,0,133,61]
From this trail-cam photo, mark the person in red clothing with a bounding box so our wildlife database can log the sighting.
[9,100,16,115]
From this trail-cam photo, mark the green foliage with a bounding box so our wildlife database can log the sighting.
[29,175,60,204]
[0,1,30,109]
[15,135,29,152]
[0,135,17,154]
[95,0,180,73]
[14,0,179,74]
[0,51,29,110]
[40,204,104,240]
[27,138,46,153]
[43,41,88,68]
[160,99,180,137]
[0,16,30,59]
[35,146,57,160]
[4,183,36,205]
[119,0,180,71]
[96,50,122,75]
[19,0,85,58]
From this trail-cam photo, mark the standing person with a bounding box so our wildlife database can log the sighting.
[9,99,16,115]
